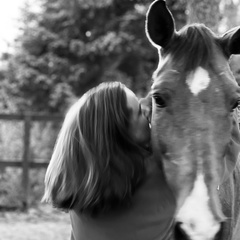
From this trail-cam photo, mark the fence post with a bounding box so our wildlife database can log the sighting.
[22,113,32,211]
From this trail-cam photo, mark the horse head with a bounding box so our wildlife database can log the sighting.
[146,1,240,239]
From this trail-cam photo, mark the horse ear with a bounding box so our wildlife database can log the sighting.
[220,27,240,56]
[145,0,176,48]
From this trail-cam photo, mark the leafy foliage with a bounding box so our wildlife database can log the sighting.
[0,0,187,113]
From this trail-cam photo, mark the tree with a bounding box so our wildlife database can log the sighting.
[1,0,187,113]
[187,0,221,32]
[220,0,240,31]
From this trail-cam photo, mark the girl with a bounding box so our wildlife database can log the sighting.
[43,82,176,240]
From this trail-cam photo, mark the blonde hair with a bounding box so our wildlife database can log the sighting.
[42,82,147,215]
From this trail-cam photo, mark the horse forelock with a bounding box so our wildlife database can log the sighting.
[162,24,217,73]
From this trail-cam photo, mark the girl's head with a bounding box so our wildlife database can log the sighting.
[43,82,151,215]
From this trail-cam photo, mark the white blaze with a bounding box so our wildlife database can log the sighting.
[186,67,210,95]
[176,174,220,240]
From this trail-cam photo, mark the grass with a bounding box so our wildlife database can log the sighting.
[0,205,71,240]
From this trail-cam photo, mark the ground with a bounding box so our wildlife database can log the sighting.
[0,205,71,240]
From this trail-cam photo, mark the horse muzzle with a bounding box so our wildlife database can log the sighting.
[174,221,222,240]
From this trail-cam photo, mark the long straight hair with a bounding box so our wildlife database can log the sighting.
[42,82,147,215]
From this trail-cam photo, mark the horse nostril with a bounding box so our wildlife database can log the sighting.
[189,221,196,230]
[174,222,191,240]
[214,222,224,240]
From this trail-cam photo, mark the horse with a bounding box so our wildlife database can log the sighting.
[145,1,240,239]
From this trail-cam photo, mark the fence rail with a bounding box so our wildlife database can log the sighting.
[0,161,49,168]
[0,113,63,210]
[0,113,63,121]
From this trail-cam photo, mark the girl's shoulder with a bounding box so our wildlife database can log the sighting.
[70,157,176,240]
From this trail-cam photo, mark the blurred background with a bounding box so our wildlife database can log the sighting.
[0,0,239,239]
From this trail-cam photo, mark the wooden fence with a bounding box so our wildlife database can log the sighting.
[0,113,63,210]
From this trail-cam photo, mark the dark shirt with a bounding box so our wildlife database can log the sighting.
[70,161,176,240]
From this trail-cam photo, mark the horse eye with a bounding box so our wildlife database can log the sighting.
[154,95,166,108]
[232,100,240,111]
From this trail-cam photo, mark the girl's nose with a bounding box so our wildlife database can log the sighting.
[139,94,152,122]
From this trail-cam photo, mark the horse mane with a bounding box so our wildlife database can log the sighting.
[163,24,218,72]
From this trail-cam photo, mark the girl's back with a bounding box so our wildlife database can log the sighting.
[70,160,175,240]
